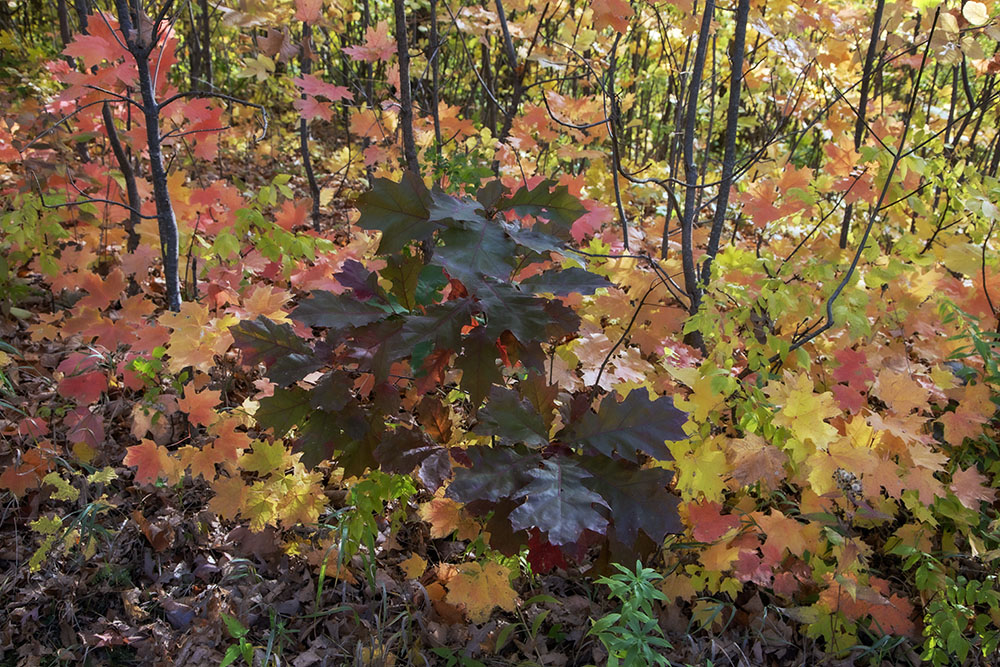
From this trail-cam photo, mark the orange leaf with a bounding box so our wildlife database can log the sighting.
[124,439,175,485]
[177,386,221,427]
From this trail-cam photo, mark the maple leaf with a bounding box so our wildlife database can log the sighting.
[519,267,610,296]
[356,174,435,254]
[240,441,287,477]
[176,385,221,427]
[124,439,176,485]
[399,554,427,579]
[63,32,124,70]
[687,500,741,543]
[950,467,997,510]
[499,180,587,239]
[230,316,321,386]
[295,0,323,22]
[832,347,876,389]
[765,371,839,456]
[590,0,634,33]
[342,21,396,63]
[78,268,125,310]
[419,498,480,540]
[582,458,681,546]
[872,370,930,416]
[294,96,334,122]
[727,434,788,489]
[294,73,353,102]
[374,427,451,491]
[445,561,518,623]
[208,475,249,521]
[474,385,549,447]
[256,387,311,438]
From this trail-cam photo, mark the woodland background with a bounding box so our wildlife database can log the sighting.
[1,0,1000,665]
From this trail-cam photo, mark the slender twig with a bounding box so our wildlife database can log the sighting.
[591,280,662,397]
[784,8,940,357]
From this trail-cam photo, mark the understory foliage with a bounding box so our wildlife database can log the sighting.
[0,0,999,664]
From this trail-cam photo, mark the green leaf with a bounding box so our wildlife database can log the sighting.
[374,427,451,491]
[427,187,489,225]
[356,173,435,254]
[398,298,477,351]
[561,392,686,462]
[474,278,553,343]
[230,316,320,386]
[508,456,609,545]
[382,253,424,311]
[256,387,311,438]
[291,290,389,329]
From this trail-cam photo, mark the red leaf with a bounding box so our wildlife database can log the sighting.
[688,500,741,543]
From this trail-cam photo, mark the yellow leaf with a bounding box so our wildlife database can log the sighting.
[445,562,518,623]
[399,554,427,579]
[240,440,287,477]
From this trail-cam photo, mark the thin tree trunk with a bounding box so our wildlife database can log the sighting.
[101,102,141,253]
[115,0,182,311]
[429,0,442,152]
[300,22,322,230]
[393,0,420,174]
[838,0,886,248]
[673,0,715,329]
[699,0,750,298]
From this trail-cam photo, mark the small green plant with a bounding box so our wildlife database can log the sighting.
[220,613,255,667]
[893,544,1000,666]
[589,561,673,667]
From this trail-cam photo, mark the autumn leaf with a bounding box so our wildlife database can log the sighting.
[445,561,518,623]
[590,0,634,33]
[342,21,396,63]
[687,500,741,543]
[124,439,176,485]
[176,385,221,427]
[950,467,997,510]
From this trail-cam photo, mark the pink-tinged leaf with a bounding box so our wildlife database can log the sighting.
[18,417,49,438]
[571,202,612,243]
[832,347,876,389]
[62,34,116,70]
[293,73,354,101]
[58,370,107,405]
[950,467,997,509]
[294,96,334,122]
[65,406,105,448]
[342,21,396,62]
[295,0,323,22]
